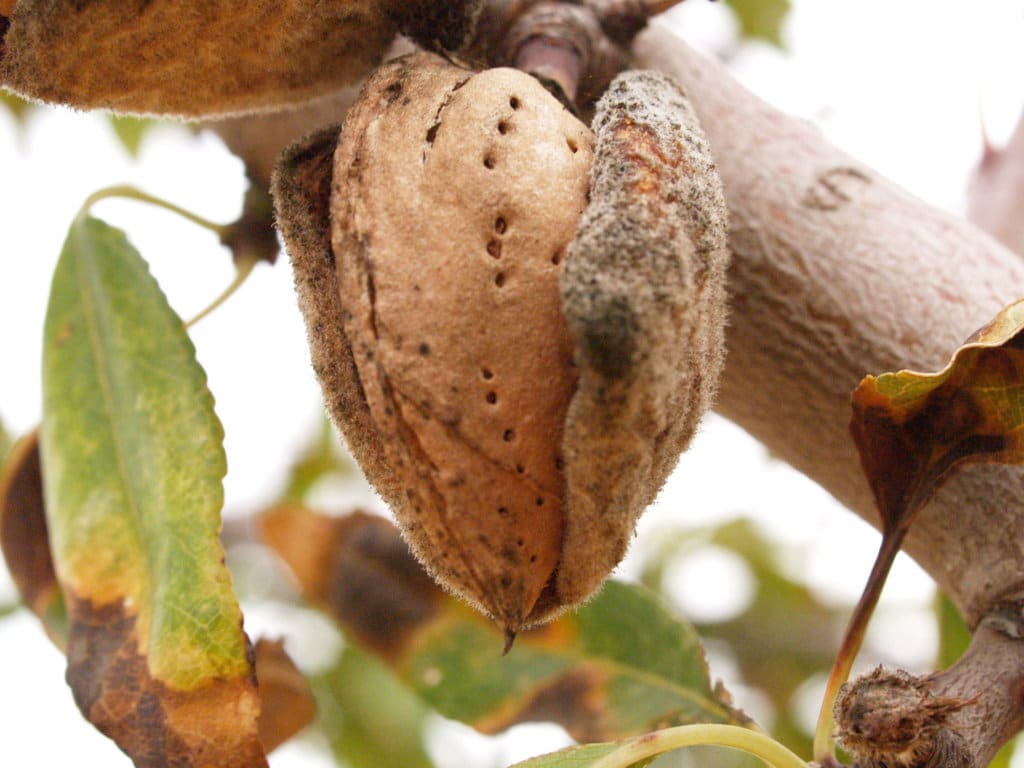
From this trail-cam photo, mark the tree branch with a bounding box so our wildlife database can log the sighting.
[633,22,1024,765]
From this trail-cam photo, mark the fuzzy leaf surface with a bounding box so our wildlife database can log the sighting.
[41,215,266,767]
[851,297,1024,535]
[262,508,746,743]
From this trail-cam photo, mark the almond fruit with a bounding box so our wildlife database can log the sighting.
[332,53,592,633]
[275,52,729,638]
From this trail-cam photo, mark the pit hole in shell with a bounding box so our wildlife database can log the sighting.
[567,137,579,154]
[494,216,507,234]
[495,272,506,287]
[498,506,510,517]
[503,429,515,442]
[510,96,521,110]
[486,391,498,405]
[515,463,525,474]
[498,120,511,135]
[483,154,496,169]
[481,368,494,380]
[535,497,544,507]
[551,249,563,266]
[487,240,502,259]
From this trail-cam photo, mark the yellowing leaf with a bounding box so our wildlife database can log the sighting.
[41,215,266,767]
[108,114,158,158]
[724,0,791,47]
[851,297,1024,534]
[262,508,747,743]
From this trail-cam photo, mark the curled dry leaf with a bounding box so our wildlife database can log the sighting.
[274,52,728,636]
[0,0,481,118]
[851,296,1024,536]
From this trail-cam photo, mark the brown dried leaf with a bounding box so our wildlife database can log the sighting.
[851,297,1024,535]
[63,594,265,768]
[260,507,442,661]
[254,639,316,753]
[0,1,418,117]
[0,429,65,642]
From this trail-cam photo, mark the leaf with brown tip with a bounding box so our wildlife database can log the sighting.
[42,215,267,767]
[851,296,1024,535]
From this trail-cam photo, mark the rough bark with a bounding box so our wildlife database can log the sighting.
[633,22,1024,766]
[634,22,1024,629]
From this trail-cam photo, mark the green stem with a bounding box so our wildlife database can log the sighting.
[589,724,807,768]
[77,184,230,238]
[812,531,906,763]
[185,258,257,328]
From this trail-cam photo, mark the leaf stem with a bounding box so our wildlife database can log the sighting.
[812,531,907,763]
[185,257,257,328]
[77,184,230,238]
[589,724,807,768]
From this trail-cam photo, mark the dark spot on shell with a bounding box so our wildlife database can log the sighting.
[418,343,430,356]
[503,429,515,442]
[486,391,498,404]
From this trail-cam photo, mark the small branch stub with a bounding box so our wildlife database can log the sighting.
[834,668,973,768]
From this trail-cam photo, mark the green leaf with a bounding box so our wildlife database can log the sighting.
[107,114,157,158]
[935,593,971,671]
[314,645,436,768]
[41,215,266,767]
[280,416,355,503]
[724,0,791,47]
[508,743,630,768]
[0,418,11,465]
[0,89,32,122]
[506,724,807,768]
[263,509,746,743]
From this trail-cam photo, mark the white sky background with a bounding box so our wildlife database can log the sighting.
[1,1,1023,766]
